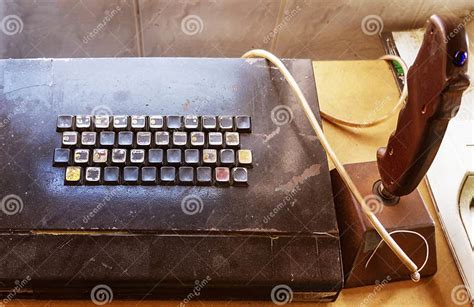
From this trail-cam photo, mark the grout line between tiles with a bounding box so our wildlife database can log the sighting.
[133,0,144,57]
[271,0,287,54]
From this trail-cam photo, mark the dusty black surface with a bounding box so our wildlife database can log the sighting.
[0,57,342,301]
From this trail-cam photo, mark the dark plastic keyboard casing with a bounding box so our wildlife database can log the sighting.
[0,57,343,301]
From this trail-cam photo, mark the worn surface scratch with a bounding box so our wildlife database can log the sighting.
[276,164,321,193]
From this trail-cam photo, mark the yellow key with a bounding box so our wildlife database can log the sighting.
[238,149,252,165]
[65,166,81,183]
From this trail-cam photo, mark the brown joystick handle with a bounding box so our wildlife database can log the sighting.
[377,15,470,197]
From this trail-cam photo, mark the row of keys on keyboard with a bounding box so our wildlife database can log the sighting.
[54,114,253,186]
[54,148,252,166]
[64,166,248,185]
[60,131,242,148]
[57,115,251,132]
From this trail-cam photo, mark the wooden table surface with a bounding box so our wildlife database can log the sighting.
[8,60,469,306]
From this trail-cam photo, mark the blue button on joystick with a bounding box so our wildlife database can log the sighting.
[453,50,467,66]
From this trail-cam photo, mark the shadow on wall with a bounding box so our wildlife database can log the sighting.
[0,0,473,60]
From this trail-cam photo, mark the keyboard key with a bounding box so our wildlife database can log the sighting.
[100,131,115,147]
[62,131,78,146]
[179,166,194,184]
[202,116,217,130]
[141,166,157,184]
[237,149,252,166]
[85,167,101,184]
[112,148,127,164]
[167,116,182,130]
[184,115,199,130]
[225,132,239,147]
[93,149,108,164]
[118,131,133,147]
[131,115,146,130]
[202,149,217,165]
[208,132,223,147]
[94,115,111,130]
[148,149,164,165]
[130,149,145,164]
[65,166,82,185]
[76,115,92,130]
[215,167,230,184]
[160,166,176,184]
[235,116,251,132]
[185,149,200,165]
[81,131,97,146]
[57,115,74,131]
[137,131,152,147]
[166,148,182,165]
[155,131,169,147]
[74,149,89,164]
[218,116,233,131]
[190,132,205,147]
[103,166,120,184]
[113,115,129,130]
[173,132,187,147]
[196,167,212,185]
[232,167,248,186]
[219,149,235,166]
[123,166,139,184]
[53,148,70,166]
[149,115,164,130]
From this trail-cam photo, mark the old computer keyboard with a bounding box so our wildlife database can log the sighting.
[0,57,342,301]
[53,115,252,185]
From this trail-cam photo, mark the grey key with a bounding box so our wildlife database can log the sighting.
[149,115,164,130]
[178,167,194,185]
[81,131,97,146]
[166,149,182,165]
[190,132,205,147]
[131,115,146,130]
[130,149,145,164]
[173,132,187,147]
[219,149,235,166]
[53,148,70,166]
[100,131,115,147]
[123,166,139,184]
[167,116,182,130]
[85,167,101,184]
[208,132,223,147]
[103,166,120,184]
[112,148,127,164]
[184,115,199,130]
[224,132,240,147]
[118,131,133,147]
[141,166,157,184]
[74,149,89,164]
[196,167,212,185]
[62,131,78,146]
[113,115,129,130]
[232,167,248,186]
[93,149,108,164]
[148,149,164,165]
[76,115,92,130]
[202,149,217,165]
[218,116,233,131]
[94,115,111,130]
[185,149,200,165]
[155,131,169,147]
[235,116,251,132]
[57,115,74,131]
[137,131,152,147]
[160,166,176,184]
[202,116,216,130]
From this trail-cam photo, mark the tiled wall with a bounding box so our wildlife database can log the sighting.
[1,0,473,60]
